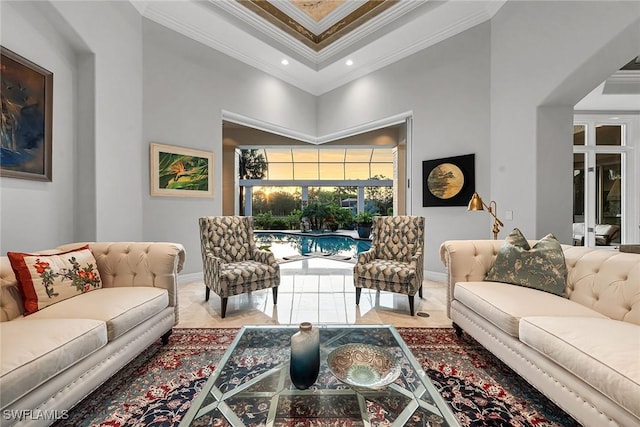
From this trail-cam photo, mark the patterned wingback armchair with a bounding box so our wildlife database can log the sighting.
[353,216,425,316]
[199,216,280,318]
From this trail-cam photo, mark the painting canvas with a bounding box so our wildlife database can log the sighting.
[150,143,214,198]
[0,47,53,181]
[422,154,475,207]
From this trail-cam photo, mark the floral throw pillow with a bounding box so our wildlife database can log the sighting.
[485,228,568,297]
[7,246,102,315]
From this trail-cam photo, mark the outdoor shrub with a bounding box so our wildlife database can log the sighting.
[271,218,288,230]
[287,209,302,229]
[254,212,273,229]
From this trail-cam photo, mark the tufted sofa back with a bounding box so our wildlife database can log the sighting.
[199,216,257,263]
[440,241,640,325]
[1,242,185,322]
[371,216,425,262]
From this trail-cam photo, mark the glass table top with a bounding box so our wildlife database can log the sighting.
[179,325,459,426]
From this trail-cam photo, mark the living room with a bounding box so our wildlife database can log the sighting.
[1,1,639,426]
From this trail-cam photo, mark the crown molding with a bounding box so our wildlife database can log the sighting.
[208,0,319,64]
[603,70,640,94]
[270,0,365,35]
[314,0,427,64]
[222,110,412,145]
[313,5,495,94]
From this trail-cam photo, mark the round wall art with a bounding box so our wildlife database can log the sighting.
[422,154,475,207]
[427,163,464,199]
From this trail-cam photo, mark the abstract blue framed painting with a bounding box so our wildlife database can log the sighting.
[1,46,53,181]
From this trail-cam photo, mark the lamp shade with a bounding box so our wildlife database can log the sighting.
[468,192,484,211]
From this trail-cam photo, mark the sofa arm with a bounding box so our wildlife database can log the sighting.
[56,242,185,321]
[439,240,503,318]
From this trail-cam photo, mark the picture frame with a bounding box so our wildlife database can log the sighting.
[150,142,214,198]
[0,46,53,181]
[422,154,475,207]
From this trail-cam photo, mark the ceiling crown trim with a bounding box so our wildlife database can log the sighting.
[273,1,364,34]
[237,0,398,52]
[210,0,425,65]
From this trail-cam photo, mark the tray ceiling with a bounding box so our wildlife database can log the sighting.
[133,0,505,95]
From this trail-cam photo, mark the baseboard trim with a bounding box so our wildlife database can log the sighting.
[425,270,446,283]
[179,272,203,285]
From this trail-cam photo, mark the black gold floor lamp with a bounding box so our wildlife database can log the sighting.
[468,192,504,240]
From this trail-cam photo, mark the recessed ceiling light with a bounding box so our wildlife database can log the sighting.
[281,59,289,66]
[345,59,354,66]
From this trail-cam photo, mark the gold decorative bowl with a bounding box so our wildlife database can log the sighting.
[327,344,401,389]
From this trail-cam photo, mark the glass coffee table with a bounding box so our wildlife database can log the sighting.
[180,325,460,426]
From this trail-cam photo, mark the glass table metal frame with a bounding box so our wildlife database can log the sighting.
[180,325,460,426]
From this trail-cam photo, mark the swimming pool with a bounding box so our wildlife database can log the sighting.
[254,232,371,259]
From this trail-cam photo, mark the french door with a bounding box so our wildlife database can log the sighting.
[573,115,638,247]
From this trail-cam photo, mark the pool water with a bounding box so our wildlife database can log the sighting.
[254,232,371,259]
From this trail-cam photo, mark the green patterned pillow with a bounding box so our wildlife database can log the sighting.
[485,228,568,297]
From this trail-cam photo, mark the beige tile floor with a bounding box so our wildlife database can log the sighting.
[176,257,452,328]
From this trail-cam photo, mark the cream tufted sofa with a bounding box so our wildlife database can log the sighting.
[440,241,640,427]
[0,242,185,427]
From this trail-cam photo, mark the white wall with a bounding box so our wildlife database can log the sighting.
[490,1,640,243]
[141,21,317,274]
[1,1,145,253]
[0,1,78,252]
[50,0,144,242]
[317,23,492,275]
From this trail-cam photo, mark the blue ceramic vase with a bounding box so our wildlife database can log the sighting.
[290,322,320,389]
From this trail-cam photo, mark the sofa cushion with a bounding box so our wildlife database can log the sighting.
[455,282,606,337]
[520,317,640,418]
[7,246,102,315]
[0,318,107,408]
[24,287,168,340]
[485,228,567,297]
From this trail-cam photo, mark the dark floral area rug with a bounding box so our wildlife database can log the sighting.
[55,328,580,427]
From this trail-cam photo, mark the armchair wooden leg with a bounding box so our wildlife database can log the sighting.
[221,297,228,318]
[418,285,423,299]
[272,287,278,304]
[408,295,415,316]
[355,287,362,304]
[205,286,210,301]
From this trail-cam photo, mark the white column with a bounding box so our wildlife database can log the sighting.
[245,186,253,216]
[358,186,365,214]
[301,186,309,209]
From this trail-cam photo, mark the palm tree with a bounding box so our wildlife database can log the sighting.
[239,149,267,215]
